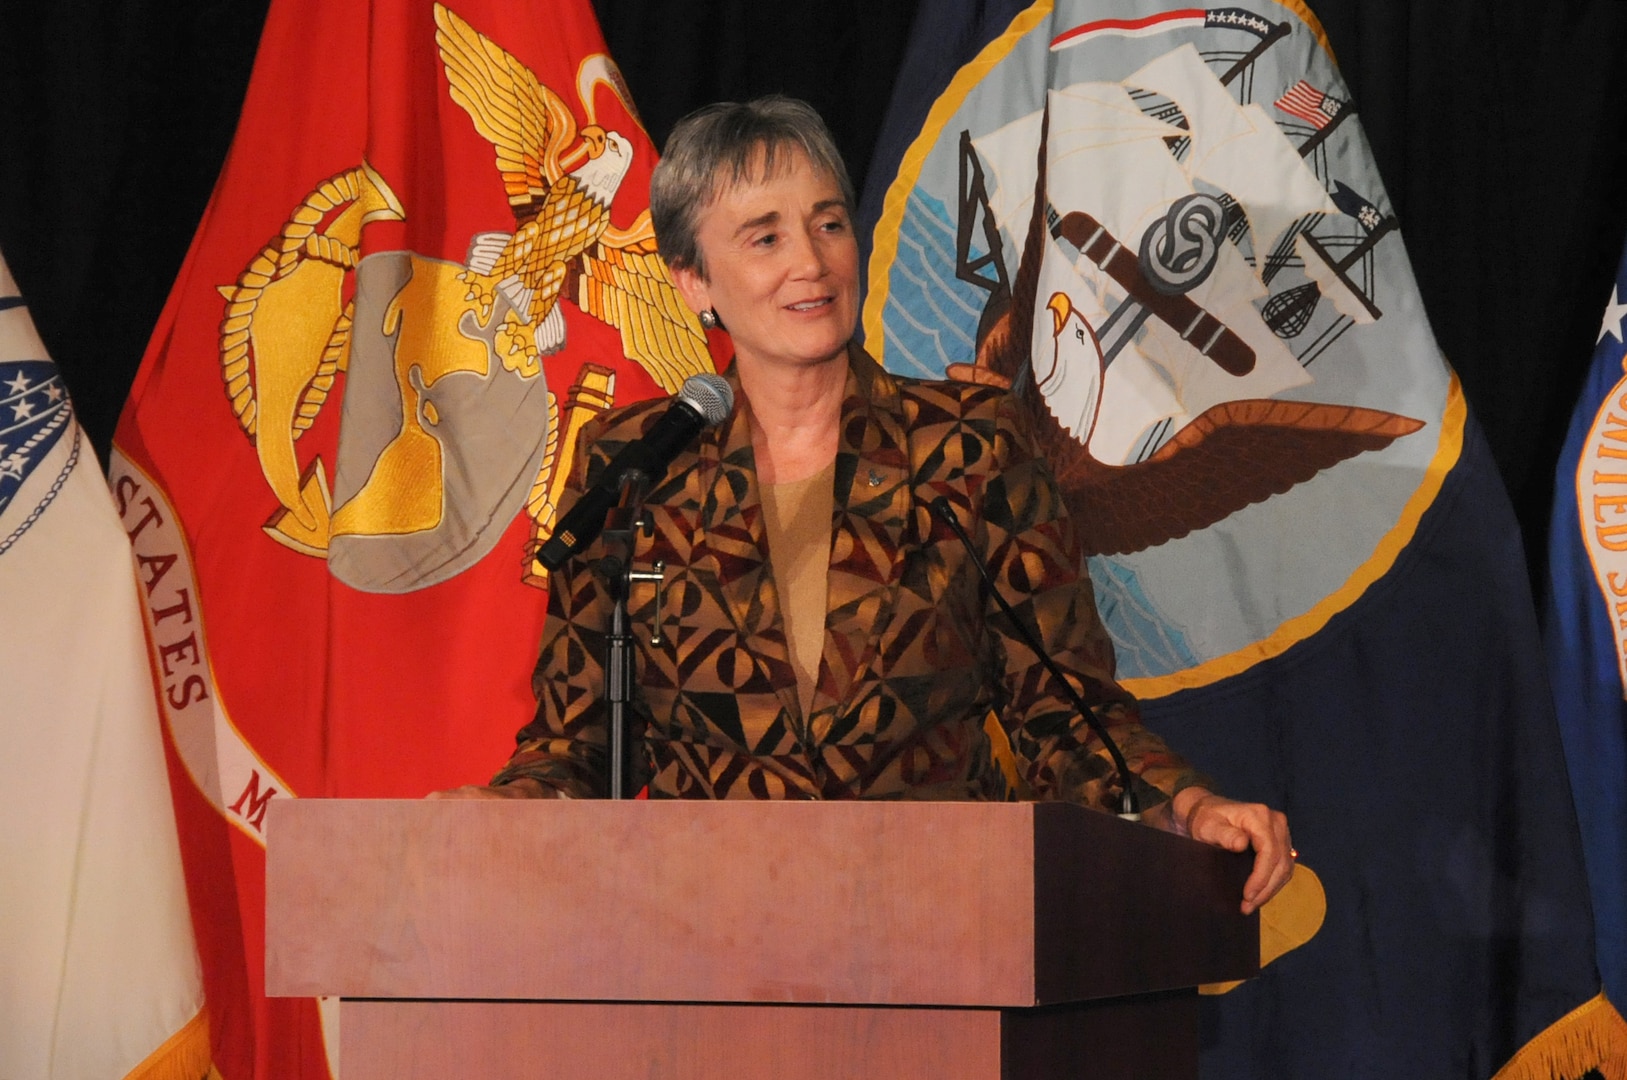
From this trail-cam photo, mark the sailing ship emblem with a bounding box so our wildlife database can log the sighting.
[950,40,1424,554]
[864,1,1455,687]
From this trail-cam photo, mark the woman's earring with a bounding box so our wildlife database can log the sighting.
[698,309,721,331]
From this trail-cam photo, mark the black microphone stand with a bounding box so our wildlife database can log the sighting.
[595,469,653,800]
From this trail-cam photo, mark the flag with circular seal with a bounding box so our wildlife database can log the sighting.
[110,1,727,1075]
[1545,233,1627,1022]
[860,0,1625,1074]
[2,252,213,1080]
[864,0,1441,693]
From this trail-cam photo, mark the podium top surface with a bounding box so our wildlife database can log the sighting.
[266,799,1255,1007]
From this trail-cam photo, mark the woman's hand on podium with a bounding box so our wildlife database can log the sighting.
[1161,786,1294,916]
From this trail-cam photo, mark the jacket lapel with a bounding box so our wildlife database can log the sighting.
[810,346,914,740]
[690,347,917,750]
[690,366,802,749]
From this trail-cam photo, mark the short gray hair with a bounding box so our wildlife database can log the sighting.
[650,95,855,277]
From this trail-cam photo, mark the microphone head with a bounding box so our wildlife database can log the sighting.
[677,373,734,428]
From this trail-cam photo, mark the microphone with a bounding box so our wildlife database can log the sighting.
[538,373,734,571]
[928,495,1143,819]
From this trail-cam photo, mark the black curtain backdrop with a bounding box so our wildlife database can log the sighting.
[1,0,1623,587]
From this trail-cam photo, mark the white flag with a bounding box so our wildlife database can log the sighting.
[0,251,211,1079]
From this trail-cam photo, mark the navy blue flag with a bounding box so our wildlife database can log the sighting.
[1544,236,1627,1012]
[859,1,1625,1074]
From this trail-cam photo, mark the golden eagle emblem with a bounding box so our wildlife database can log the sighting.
[434,2,712,391]
[213,4,716,591]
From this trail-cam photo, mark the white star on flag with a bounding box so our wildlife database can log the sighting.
[4,372,29,395]
[1600,285,1627,346]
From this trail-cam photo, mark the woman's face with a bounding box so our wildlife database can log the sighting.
[671,148,858,376]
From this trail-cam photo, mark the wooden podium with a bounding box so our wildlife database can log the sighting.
[266,799,1256,1079]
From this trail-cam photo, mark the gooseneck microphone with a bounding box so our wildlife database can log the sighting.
[929,496,1143,820]
[538,373,734,571]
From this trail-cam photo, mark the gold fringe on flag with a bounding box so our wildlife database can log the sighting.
[123,1006,217,1080]
[1491,992,1627,1080]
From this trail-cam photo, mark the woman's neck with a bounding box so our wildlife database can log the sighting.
[737,348,848,485]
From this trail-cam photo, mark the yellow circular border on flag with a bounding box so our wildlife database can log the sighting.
[862,0,1466,698]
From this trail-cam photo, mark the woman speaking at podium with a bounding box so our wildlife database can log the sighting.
[434,96,1293,916]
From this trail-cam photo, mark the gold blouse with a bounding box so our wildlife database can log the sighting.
[759,462,835,718]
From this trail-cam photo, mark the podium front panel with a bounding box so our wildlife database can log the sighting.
[340,1001,1003,1080]
[268,799,1040,1006]
[267,799,1254,1007]
[339,996,1199,1080]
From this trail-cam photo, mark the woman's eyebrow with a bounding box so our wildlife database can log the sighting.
[733,210,781,237]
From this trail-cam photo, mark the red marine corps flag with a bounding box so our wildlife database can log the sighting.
[110,1,722,1075]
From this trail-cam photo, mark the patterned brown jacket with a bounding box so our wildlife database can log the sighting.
[494,344,1202,808]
